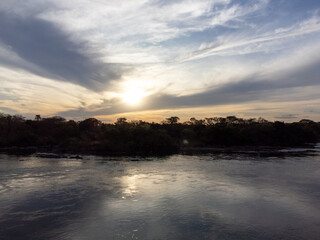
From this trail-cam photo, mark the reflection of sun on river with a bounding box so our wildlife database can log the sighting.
[122,175,140,197]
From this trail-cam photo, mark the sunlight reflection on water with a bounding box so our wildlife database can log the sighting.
[0,154,320,239]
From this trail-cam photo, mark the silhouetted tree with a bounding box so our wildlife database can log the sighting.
[35,115,41,121]
[165,116,180,124]
[116,117,127,125]
[0,113,319,156]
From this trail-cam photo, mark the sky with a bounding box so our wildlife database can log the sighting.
[0,0,320,122]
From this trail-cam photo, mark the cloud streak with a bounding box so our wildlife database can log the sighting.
[182,15,320,61]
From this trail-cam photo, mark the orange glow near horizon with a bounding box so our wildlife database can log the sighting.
[91,99,320,124]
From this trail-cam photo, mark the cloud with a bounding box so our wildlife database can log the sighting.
[0,0,270,91]
[0,107,19,115]
[182,14,320,61]
[59,54,320,119]
[275,114,299,120]
[29,0,268,64]
[0,90,20,101]
[0,11,127,91]
[1,0,320,120]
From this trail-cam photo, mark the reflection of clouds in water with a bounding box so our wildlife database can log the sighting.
[1,154,320,239]
[99,156,320,239]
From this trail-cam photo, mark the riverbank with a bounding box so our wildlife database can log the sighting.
[181,145,320,156]
[1,144,319,157]
[1,114,320,157]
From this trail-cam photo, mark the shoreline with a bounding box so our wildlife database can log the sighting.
[1,144,319,158]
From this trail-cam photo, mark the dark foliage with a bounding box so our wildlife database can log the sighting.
[0,113,319,156]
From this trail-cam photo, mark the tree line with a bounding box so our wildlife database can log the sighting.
[0,113,319,156]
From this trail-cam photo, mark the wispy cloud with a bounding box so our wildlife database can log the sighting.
[275,114,299,120]
[182,14,320,61]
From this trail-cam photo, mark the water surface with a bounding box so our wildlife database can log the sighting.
[1,153,320,239]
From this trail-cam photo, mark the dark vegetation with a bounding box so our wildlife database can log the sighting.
[0,113,320,156]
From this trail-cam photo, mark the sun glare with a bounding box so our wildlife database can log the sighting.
[121,83,146,105]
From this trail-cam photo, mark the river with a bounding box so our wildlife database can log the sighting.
[1,153,320,239]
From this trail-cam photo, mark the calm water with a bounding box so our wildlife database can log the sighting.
[1,153,320,240]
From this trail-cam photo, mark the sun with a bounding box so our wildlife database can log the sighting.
[121,83,145,105]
